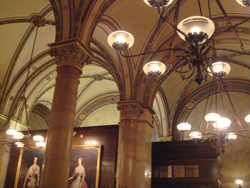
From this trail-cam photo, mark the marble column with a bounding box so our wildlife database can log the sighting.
[40,39,92,188]
[116,101,153,188]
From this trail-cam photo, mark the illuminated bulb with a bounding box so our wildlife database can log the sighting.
[177,123,192,132]
[227,132,237,140]
[245,114,250,123]
[208,62,231,77]
[235,179,243,185]
[13,132,24,139]
[191,27,201,34]
[33,135,44,142]
[116,35,125,43]
[15,142,24,148]
[213,117,231,129]
[6,129,17,136]
[205,113,220,123]
[151,64,159,72]
[107,30,134,50]
[143,61,166,77]
[189,131,202,139]
[36,141,45,148]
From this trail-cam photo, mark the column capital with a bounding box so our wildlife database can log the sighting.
[48,38,93,69]
[117,101,144,120]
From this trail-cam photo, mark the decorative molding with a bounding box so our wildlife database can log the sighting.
[48,38,93,69]
[117,101,144,120]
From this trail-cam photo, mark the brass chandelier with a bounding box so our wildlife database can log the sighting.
[107,0,250,85]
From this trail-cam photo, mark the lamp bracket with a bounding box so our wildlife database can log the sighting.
[112,42,129,51]
[148,0,170,8]
[243,0,250,7]
[187,31,208,44]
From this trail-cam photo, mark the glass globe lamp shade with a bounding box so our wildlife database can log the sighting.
[236,0,250,7]
[208,62,231,77]
[235,179,243,185]
[245,114,250,123]
[107,31,134,50]
[33,135,44,142]
[177,16,215,44]
[213,117,231,129]
[143,0,174,8]
[15,142,24,148]
[143,61,166,77]
[205,113,221,123]
[189,131,202,139]
[177,123,191,132]
[13,132,24,139]
[226,132,237,140]
[6,129,17,136]
[36,141,46,148]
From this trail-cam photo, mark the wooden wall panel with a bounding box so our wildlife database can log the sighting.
[4,125,119,188]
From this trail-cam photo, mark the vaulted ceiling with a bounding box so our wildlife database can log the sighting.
[1,0,250,186]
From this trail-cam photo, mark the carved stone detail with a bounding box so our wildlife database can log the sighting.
[117,101,144,126]
[49,42,92,69]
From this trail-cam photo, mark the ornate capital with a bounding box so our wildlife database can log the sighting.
[48,38,93,69]
[117,101,144,120]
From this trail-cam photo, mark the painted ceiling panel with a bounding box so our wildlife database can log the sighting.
[0,0,50,19]
[0,23,30,86]
[12,25,55,80]
[80,104,119,127]
[76,79,118,111]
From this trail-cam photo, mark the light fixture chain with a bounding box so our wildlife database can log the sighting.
[220,78,246,136]
[199,77,215,132]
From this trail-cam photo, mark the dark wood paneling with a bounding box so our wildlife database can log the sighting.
[5,125,119,188]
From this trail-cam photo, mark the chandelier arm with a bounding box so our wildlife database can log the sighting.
[157,6,193,46]
[172,57,194,73]
[204,17,250,46]
[118,48,188,58]
[179,67,196,80]
[219,78,246,136]
[214,0,244,50]
[214,48,250,55]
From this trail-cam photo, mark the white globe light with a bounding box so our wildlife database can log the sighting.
[235,179,243,185]
[213,117,231,129]
[189,131,202,139]
[227,132,237,140]
[13,132,24,140]
[33,135,44,142]
[177,123,192,132]
[208,62,231,77]
[36,141,46,148]
[143,0,174,8]
[205,113,221,123]
[6,129,17,136]
[245,114,250,123]
[107,31,134,50]
[236,0,250,7]
[15,142,24,148]
[177,16,215,44]
[143,61,166,77]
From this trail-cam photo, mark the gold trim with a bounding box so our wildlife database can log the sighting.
[14,145,101,188]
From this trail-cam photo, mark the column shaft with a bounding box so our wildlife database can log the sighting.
[116,101,153,188]
[40,65,82,188]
